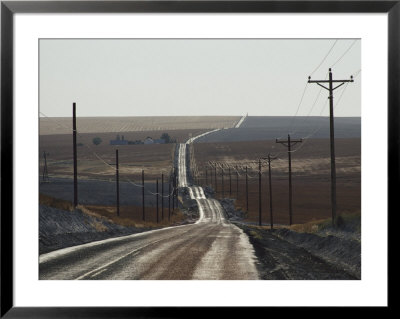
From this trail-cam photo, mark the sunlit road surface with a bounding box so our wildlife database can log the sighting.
[39,142,259,280]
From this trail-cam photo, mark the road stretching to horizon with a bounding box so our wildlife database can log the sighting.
[39,123,260,280]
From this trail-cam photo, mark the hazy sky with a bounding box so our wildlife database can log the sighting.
[39,39,361,117]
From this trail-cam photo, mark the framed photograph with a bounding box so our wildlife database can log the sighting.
[1,0,396,316]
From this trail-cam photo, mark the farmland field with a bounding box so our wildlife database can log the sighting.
[39,116,361,226]
[195,116,361,143]
[39,129,206,181]
[192,138,361,225]
[39,116,241,135]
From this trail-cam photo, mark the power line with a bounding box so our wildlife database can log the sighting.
[290,71,329,136]
[310,39,338,76]
[291,81,349,154]
[40,110,178,198]
[284,81,309,137]
[280,40,340,139]
[331,39,358,68]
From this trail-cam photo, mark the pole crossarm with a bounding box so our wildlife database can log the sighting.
[276,138,303,147]
[308,74,354,92]
[308,79,353,83]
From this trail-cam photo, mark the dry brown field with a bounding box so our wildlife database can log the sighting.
[81,205,185,227]
[193,138,361,225]
[39,116,240,135]
[39,129,208,181]
[39,193,184,227]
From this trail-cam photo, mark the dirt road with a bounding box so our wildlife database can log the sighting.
[40,141,259,280]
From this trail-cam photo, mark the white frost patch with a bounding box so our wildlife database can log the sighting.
[198,187,206,199]
[192,225,259,280]
[185,129,220,144]
[231,224,260,280]
[188,187,195,199]
[39,223,192,263]
[195,199,206,224]
[178,143,188,188]
[192,229,229,280]
[234,114,247,128]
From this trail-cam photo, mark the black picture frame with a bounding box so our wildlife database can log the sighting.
[1,0,396,317]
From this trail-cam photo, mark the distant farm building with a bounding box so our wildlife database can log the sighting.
[110,135,166,145]
[110,140,128,145]
[143,137,166,144]
[110,134,128,145]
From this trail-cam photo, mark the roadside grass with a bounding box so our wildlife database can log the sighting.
[249,229,263,239]
[238,210,361,234]
[81,205,186,229]
[89,220,109,232]
[288,210,361,233]
[39,193,186,229]
[39,193,74,211]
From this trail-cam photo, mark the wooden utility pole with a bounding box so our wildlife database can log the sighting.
[161,173,164,221]
[72,102,78,208]
[308,68,354,225]
[258,159,262,226]
[245,166,249,213]
[267,154,277,229]
[172,171,175,212]
[276,134,302,225]
[142,169,145,221]
[168,179,171,221]
[156,178,159,223]
[116,149,119,217]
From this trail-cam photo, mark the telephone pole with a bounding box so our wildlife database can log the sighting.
[172,171,175,212]
[258,159,262,226]
[245,166,249,213]
[142,169,145,221]
[72,102,78,208]
[308,68,354,225]
[116,149,119,217]
[267,154,277,229]
[276,134,302,225]
[168,178,171,221]
[156,178,159,223]
[109,150,120,216]
[161,173,164,221]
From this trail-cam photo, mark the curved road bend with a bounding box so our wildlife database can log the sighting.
[39,141,259,280]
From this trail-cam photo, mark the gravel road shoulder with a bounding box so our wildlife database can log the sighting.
[235,223,359,280]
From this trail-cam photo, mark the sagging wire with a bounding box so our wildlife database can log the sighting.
[39,111,178,198]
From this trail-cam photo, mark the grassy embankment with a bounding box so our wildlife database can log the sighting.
[39,193,186,229]
[244,210,361,237]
